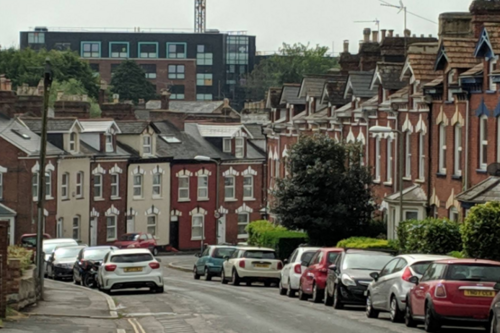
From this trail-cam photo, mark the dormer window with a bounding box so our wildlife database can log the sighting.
[223,138,231,153]
[69,132,77,152]
[143,135,152,155]
[235,138,244,158]
[105,135,113,152]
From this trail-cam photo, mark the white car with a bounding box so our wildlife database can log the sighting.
[221,247,282,286]
[279,246,320,297]
[97,249,164,293]
[42,238,78,275]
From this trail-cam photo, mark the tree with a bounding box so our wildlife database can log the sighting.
[0,48,99,98]
[272,135,375,246]
[110,60,157,104]
[462,201,500,260]
[244,43,339,101]
[50,79,101,118]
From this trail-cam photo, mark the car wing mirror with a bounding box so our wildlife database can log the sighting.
[328,264,337,272]
[408,276,419,285]
[369,272,380,281]
[494,282,500,291]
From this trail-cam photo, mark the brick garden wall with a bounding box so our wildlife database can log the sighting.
[0,221,8,318]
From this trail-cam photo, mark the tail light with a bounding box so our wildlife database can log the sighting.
[104,264,117,272]
[277,262,283,270]
[435,284,447,298]
[149,262,160,269]
[402,267,413,281]
[294,264,302,274]
[239,261,245,268]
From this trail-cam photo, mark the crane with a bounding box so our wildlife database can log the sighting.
[195,0,206,33]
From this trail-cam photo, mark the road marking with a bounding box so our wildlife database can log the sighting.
[124,312,176,317]
[117,330,126,333]
[128,318,146,333]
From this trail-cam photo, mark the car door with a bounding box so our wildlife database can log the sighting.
[73,250,83,281]
[304,251,322,293]
[283,249,298,285]
[381,259,407,310]
[197,247,210,272]
[412,263,446,316]
[371,259,400,309]
[224,249,239,276]
[139,234,148,249]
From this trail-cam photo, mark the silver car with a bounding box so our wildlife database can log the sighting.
[366,254,452,322]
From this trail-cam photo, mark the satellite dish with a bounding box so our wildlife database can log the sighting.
[487,163,500,177]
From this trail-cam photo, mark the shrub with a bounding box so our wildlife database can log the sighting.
[397,218,462,255]
[448,251,467,259]
[247,220,286,246]
[8,246,33,272]
[462,201,500,260]
[336,237,398,251]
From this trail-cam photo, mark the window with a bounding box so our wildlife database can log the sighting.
[454,125,463,176]
[109,42,129,58]
[168,65,185,79]
[386,138,393,182]
[490,57,498,91]
[380,259,399,277]
[105,135,113,152]
[405,210,419,221]
[223,138,231,152]
[179,176,189,200]
[227,36,249,65]
[170,85,185,100]
[405,132,411,178]
[412,83,419,110]
[106,216,117,241]
[235,138,244,158]
[480,115,488,170]
[139,42,158,58]
[196,73,213,86]
[45,172,52,198]
[73,216,80,240]
[143,136,152,155]
[192,215,203,240]
[167,43,186,58]
[419,132,425,180]
[111,174,119,198]
[439,123,447,174]
[140,64,157,79]
[147,216,157,236]
[243,176,253,199]
[197,45,213,65]
[153,173,162,197]
[0,172,3,200]
[197,176,208,199]
[375,137,381,181]
[275,158,280,180]
[421,264,446,282]
[133,175,143,197]
[224,176,235,199]
[449,207,459,222]
[111,64,120,76]
[237,213,249,237]
[196,94,213,101]
[61,173,69,199]
[81,42,100,58]
[76,172,84,198]
[69,132,76,152]
[447,69,456,101]
[28,32,45,44]
[94,174,102,198]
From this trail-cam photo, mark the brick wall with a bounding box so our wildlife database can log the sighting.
[0,221,8,318]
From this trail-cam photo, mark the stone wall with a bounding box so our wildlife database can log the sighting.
[6,259,36,311]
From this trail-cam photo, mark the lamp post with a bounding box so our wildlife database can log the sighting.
[194,156,220,252]
[369,126,403,238]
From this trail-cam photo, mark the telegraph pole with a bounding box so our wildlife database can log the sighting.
[36,58,52,300]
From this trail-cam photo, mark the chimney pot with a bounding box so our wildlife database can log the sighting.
[396,34,400,37]
[161,90,171,110]
[363,28,371,42]
[421,34,424,37]
[404,29,411,37]
[372,30,379,43]
[429,34,432,38]
[343,39,349,53]
[388,29,394,37]
[381,29,387,42]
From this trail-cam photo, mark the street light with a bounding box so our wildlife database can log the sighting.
[369,126,403,239]
[194,155,221,252]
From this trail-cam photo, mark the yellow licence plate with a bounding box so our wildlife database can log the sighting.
[464,290,495,297]
[255,264,270,268]
[124,267,142,273]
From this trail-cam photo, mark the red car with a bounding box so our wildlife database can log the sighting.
[298,247,344,303]
[113,233,158,256]
[406,259,500,332]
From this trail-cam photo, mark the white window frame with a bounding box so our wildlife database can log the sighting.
[439,123,447,174]
[191,215,204,240]
[375,137,381,181]
[235,137,244,158]
[143,135,152,155]
[447,69,456,102]
[45,171,52,199]
[490,57,498,91]
[73,215,80,241]
[224,176,235,200]
[243,175,254,199]
[106,216,117,241]
[197,175,208,200]
[449,207,459,222]
[105,135,113,152]
[153,173,162,197]
[76,171,84,198]
[480,115,488,170]
[405,131,411,178]
[147,215,157,236]
[69,132,76,152]
[62,172,69,199]
[386,138,393,183]
[418,132,425,180]
[237,213,249,238]
[94,174,103,199]
[32,172,39,200]
[178,176,190,201]
[133,174,143,198]
[454,124,463,176]
[223,138,232,153]
[110,173,119,198]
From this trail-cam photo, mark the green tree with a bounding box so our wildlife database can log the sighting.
[0,48,99,98]
[50,79,101,118]
[462,201,500,260]
[272,135,375,246]
[110,60,157,104]
[244,43,338,101]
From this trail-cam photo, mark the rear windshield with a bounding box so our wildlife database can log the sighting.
[343,253,392,271]
[300,251,316,263]
[84,249,112,261]
[243,251,276,260]
[327,252,341,264]
[119,234,139,241]
[54,247,82,259]
[412,261,433,275]
[213,247,237,259]
[445,264,500,282]
[111,253,153,263]
[43,242,76,254]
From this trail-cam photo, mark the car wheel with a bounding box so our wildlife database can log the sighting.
[424,303,440,332]
[155,286,164,293]
[298,284,308,301]
[205,268,212,281]
[287,280,296,298]
[232,269,241,286]
[152,247,159,256]
[366,294,379,318]
[221,269,228,285]
[333,285,344,310]
[390,296,404,323]
[405,299,417,328]
[491,312,498,333]
[312,284,323,303]
[324,288,334,306]
[193,266,200,280]
[279,281,287,295]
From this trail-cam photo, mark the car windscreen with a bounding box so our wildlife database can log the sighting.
[43,242,75,254]
[21,236,37,247]
[342,253,393,271]
[84,249,111,261]
[110,253,153,263]
[300,251,317,264]
[54,247,82,259]
[243,251,276,260]
[213,247,237,259]
[445,264,500,282]
[412,261,433,275]
[119,234,139,241]
[327,252,341,264]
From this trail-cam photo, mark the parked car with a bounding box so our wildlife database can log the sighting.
[280,246,320,297]
[19,233,51,262]
[366,254,452,322]
[297,247,343,302]
[46,245,86,280]
[325,249,393,309]
[42,238,79,275]
[488,284,500,333]
[406,259,500,332]
[97,249,164,294]
[73,246,118,286]
[194,245,238,281]
[113,233,158,255]
[221,247,282,287]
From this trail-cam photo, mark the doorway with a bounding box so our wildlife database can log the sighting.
[90,218,97,246]
[218,215,226,244]
[127,216,135,233]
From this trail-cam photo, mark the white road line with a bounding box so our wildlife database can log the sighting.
[132,318,147,333]
[128,318,140,333]
[116,330,126,333]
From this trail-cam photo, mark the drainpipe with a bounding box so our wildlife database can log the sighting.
[426,101,434,217]
[464,97,470,191]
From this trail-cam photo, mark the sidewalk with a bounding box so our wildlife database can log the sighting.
[167,257,196,273]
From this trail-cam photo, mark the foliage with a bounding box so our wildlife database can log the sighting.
[110,60,157,104]
[397,218,462,255]
[50,79,101,117]
[8,246,33,272]
[247,220,286,246]
[272,135,375,246]
[336,237,398,251]
[0,48,99,98]
[243,43,338,100]
[448,251,467,259]
[462,201,500,260]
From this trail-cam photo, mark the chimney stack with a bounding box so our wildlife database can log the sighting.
[343,40,349,53]
[388,29,394,37]
[372,30,379,43]
[381,29,387,42]
[363,28,371,42]
[161,90,171,110]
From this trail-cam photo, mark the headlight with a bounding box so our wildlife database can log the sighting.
[341,274,356,287]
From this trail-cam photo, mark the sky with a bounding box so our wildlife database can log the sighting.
[0,0,473,55]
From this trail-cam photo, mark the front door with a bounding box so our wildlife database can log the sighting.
[127,216,135,233]
[169,220,179,249]
[56,219,63,238]
[218,216,226,244]
[90,218,97,246]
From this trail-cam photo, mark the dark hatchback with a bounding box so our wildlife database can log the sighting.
[73,246,117,285]
[325,249,394,309]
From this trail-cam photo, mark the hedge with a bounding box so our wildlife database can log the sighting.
[8,246,33,272]
[336,237,398,251]
[462,201,500,260]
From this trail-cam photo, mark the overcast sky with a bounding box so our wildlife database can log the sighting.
[1,0,472,55]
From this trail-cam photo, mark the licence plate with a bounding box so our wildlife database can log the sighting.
[124,267,142,273]
[255,264,270,268]
[464,290,495,297]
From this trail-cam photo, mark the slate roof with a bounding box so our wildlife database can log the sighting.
[80,140,131,158]
[435,38,480,70]
[21,118,77,133]
[345,71,376,98]
[404,43,443,82]
[244,124,265,140]
[146,100,225,114]
[385,184,427,202]
[323,75,349,107]
[298,76,330,98]
[381,36,438,59]
[456,177,500,203]
[116,121,149,134]
[279,84,305,106]
[375,62,406,90]
[265,88,282,109]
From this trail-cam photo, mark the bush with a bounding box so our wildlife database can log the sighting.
[247,220,286,246]
[336,237,398,251]
[397,218,462,255]
[448,251,467,259]
[8,246,33,272]
[462,201,500,260]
